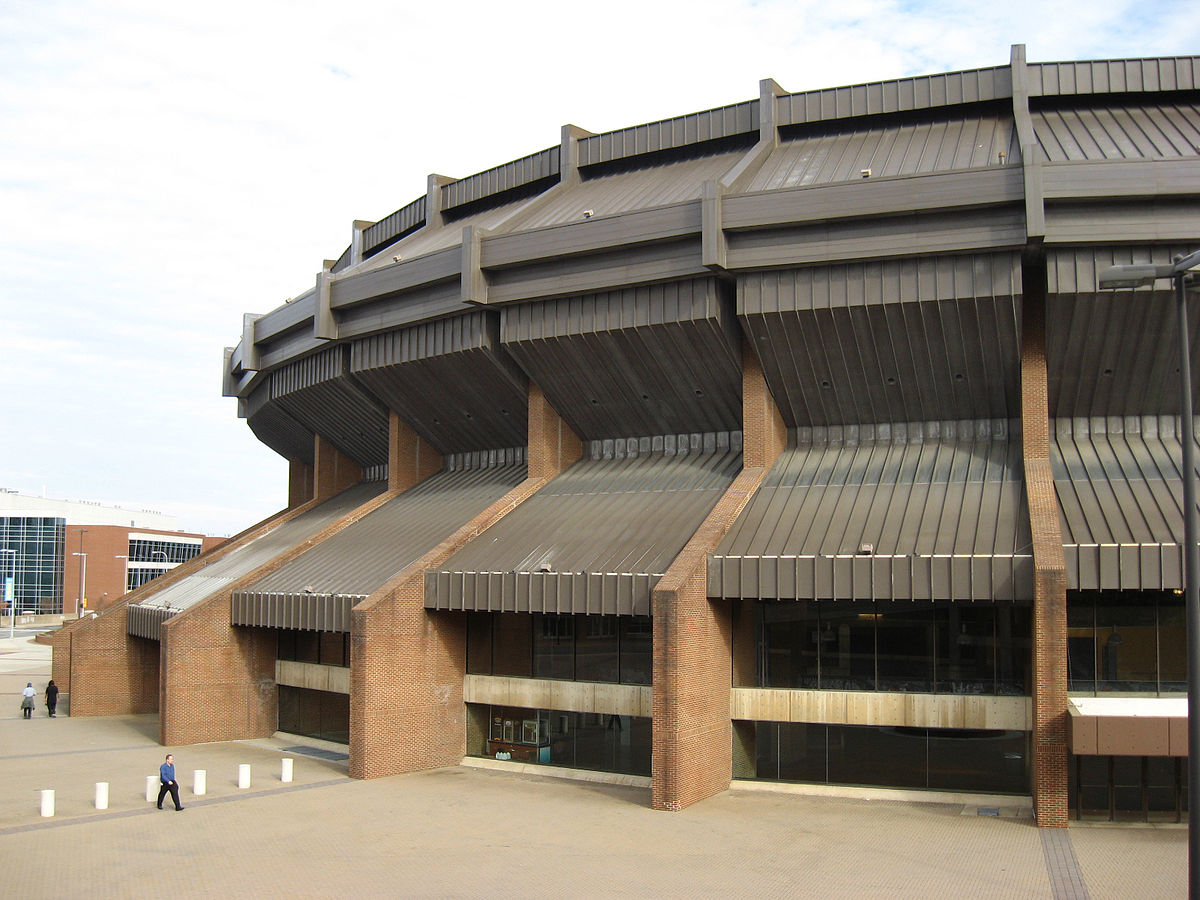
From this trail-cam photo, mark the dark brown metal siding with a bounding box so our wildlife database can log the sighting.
[426,435,742,615]
[501,278,741,440]
[576,101,757,166]
[233,460,527,629]
[739,255,1022,427]
[1046,246,1200,418]
[269,347,388,467]
[748,114,1019,191]
[709,422,1031,601]
[1053,417,1197,590]
[127,483,385,639]
[777,67,1011,127]
[351,312,527,453]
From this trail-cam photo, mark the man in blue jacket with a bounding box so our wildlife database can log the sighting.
[157,754,184,811]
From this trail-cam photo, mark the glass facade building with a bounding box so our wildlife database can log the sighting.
[0,517,65,614]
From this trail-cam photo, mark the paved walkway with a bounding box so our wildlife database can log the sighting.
[0,628,1186,898]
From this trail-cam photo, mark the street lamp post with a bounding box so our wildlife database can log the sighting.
[1,549,15,639]
[1099,248,1200,897]
[71,552,88,617]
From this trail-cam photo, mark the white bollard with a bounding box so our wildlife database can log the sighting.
[237,764,251,789]
[146,775,158,802]
[95,782,109,810]
[40,789,54,817]
[193,770,206,796]
[281,758,293,783]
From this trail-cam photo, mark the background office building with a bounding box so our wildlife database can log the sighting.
[1,490,222,615]
[52,47,1200,826]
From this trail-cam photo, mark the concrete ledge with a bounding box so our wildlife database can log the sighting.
[729,778,1032,809]
[461,756,651,789]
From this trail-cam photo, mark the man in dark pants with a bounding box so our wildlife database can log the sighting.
[157,754,184,811]
[44,680,58,717]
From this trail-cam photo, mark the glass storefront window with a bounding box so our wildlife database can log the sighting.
[876,602,935,692]
[576,615,619,682]
[473,704,650,777]
[1068,591,1185,695]
[533,614,574,679]
[619,617,652,685]
[492,613,533,677]
[761,601,818,689]
[278,685,349,744]
[818,600,876,691]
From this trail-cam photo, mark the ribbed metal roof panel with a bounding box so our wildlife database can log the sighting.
[739,255,1022,427]
[1033,103,1200,162]
[577,101,758,166]
[710,421,1031,600]
[236,461,527,607]
[442,146,559,211]
[518,149,745,230]
[244,382,315,465]
[426,434,742,615]
[746,114,1019,191]
[1029,57,1200,97]
[351,312,527,453]
[777,67,1011,126]
[1053,416,1197,590]
[501,278,741,440]
[128,482,384,629]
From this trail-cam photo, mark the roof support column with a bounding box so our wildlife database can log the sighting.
[651,339,785,810]
[389,411,443,493]
[288,459,314,508]
[1021,258,1070,827]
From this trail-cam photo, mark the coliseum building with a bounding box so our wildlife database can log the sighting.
[51,45,1200,825]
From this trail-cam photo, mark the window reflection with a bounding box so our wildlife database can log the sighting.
[473,704,650,776]
[1067,591,1185,695]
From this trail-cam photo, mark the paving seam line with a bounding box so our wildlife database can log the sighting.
[1040,829,1090,900]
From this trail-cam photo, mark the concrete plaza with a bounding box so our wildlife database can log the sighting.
[0,627,1186,898]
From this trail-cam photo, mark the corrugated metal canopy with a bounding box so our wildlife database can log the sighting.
[1053,416,1198,590]
[127,482,384,639]
[1033,102,1200,161]
[426,433,742,615]
[709,421,1032,601]
[232,458,527,631]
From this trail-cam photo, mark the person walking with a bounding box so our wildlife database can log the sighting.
[20,682,35,718]
[45,680,59,717]
[157,753,184,811]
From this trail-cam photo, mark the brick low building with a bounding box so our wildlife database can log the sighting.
[52,46,1200,825]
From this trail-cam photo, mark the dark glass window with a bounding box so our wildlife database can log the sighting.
[876,602,935,692]
[466,612,493,675]
[473,704,649,777]
[619,617,652,685]
[532,614,574,679]
[278,686,349,744]
[749,721,1028,795]
[936,604,996,694]
[575,615,618,683]
[1068,591,1184,695]
[492,613,533,677]
[1159,598,1186,691]
[761,601,818,689]
[815,599,876,691]
[1096,595,1157,692]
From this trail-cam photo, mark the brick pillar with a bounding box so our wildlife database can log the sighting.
[1021,264,1070,827]
[51,606,159,715]
[314,434,362,500]
[349,381,579,779]
[289,459,314,507]
[652,339,785,810]
[159,594,277,745]
[390,411,443,492]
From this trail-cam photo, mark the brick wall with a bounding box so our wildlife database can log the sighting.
[389,412,442,492]
[651,339,785,810]
[1021,267,1070,828]
[289,460,314,507]
[157,481,397,746]
[314,435,362,499]
[349,380,580,779]
[46,499,303,712]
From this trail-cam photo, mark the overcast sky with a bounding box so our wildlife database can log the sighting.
[1,0,1196,536]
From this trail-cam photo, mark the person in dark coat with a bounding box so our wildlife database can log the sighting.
[45,680,58,717]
